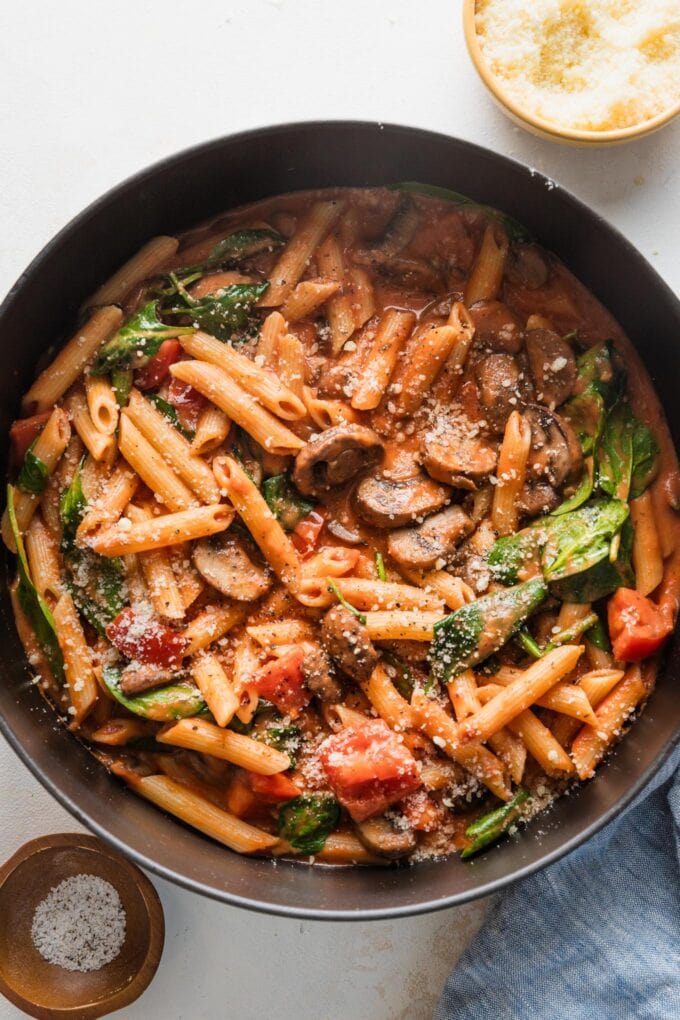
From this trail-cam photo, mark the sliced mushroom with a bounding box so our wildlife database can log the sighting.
[354,472,450,528]
[422,419,498,490]
[301,646,343,703]
[517,480,560,519]
[475,354,523,433]
[506,244,550,290]
[354,195,419,260]
[120,663,186,697]
[523,404,583,488]
[321,605,379,683]
[293,424,384,497]
[469,300,523,354]
[192,532,272,602]
[355,815,417,859]
[387,504,474,571]
[525,328,577,407]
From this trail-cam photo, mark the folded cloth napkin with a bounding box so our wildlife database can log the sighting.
[436,745,680,1020]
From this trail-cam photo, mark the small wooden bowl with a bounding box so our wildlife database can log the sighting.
[463,0,680,147]
[0,833,164,1019]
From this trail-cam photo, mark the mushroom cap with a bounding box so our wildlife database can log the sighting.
[421,418,498,490]
[525,328,577,408]
[192,532,272,602]
[355,815,417,859]
[387,504,474,570]
[320,605,379,683]
[524,403,583,488]
[293,424,385,498]
[354,472,450,528]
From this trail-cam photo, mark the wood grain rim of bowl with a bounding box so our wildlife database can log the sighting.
[462,0,680,147]
[0,833,165,1020]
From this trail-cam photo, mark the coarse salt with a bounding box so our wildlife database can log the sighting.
[31,874,126,972]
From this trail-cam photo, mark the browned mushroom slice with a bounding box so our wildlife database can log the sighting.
[353,195,419,260]
[120,663,187,697]
[469,300,524,353]
[506,243,550,290]
[387,504,474,570]
[301,646,343,703]
[523,404,583,488]
[475,353,522,433]
[517,480,560,519]
[321,605,379,683]
[293,424,384,498]
[422,421,498,490]
[525,328,577,407]
[353,473,450,528]
[192,532,272,602]
[355,815,417,859]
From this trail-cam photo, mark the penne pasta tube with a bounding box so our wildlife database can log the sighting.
[550,668,625,747]
[127,505,185,620]
[279,278,340,322]
[316,232,357,353]
[362,664,416,732]
[53,592,98,727]
[180,332,306,420]
[571,667,648,780]
[464,223,508,306]
[400,567,475,612]
[276,333,306,400]
[411,691,511,802]
[506,709,575,776]
[351,308,416,411]
[213,456,301,589]
[25,514,62,602]
[191,651,239,728]
[299,546,359,580]
[88,503,233,557]
[171,360,304,456]
[119,414,198,512]
[362,610,444,642]
[183,602,247,657]
[191,404,231,456]
[257,310,286,365]
[3,407,72,548]
[85,374,119,435]
[631,491,663,596]
[87,236,179,307]
[485,673,598,725]
[23,306,123,413]
[76,461,138,540]
[68,391,116,462]
[448,671,527,784]
[348,267,375,332]
[247,620,315,649]
[125,389,220,504]
[556,601,593,630]
[302,387,357,430]
[299,577,444,613]
[90,718,152,746]
[158,717,290,774]
[128,774,279,854]
[260,200,344,306]
[491,411,532,536]
[458,645,584,744]
[393,324,459,416]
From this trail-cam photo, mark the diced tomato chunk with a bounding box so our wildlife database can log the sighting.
[608,588,673,662]
[291,509,326,557]
[254,647,311,715]
[399,790,444,832]
[134,339,183,390]
[106,607,187,667]
[319,720,421,822]
[10,411,52,463]
[166,376,206,430]
[248,772,300,802]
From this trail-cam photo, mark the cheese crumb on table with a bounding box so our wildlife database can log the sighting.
[474,0,680,131]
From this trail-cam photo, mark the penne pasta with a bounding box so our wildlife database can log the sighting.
[276,333,306,400]
[119,414,198,512]
[190,651,240,728]
[491,411,532,536]
[257,310,286,365]
[351,308,416,411]
[85,374,119,435]
[631,491,663,596]
[183,602,247,657]
[76,461,139,540]
[53,592,98,727]
[302,387,357,430]
[464,223,508,306]
[448,671,527,784]
[393,323,459,416]
[158,717,290,774]
[362,610,444,642]
[87,236,178,307]
[279,278,340,322]
[485,672,598,725]
[127,504,185,620]
[68,391,116,463]
[191,404,231,456]
[87,503,233,556]
[260,200,344,306]
[25,514,62,602]
[571,667,648,779]
[348,267,375,332]
[298,577,444,613]
[362,664,416,732]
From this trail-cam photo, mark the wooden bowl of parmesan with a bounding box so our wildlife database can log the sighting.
[464,0,680,145]
[0,833,164,1019]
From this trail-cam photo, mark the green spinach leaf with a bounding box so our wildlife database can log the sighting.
[277,793,340,854]
[461,788,530,860]
[561,341,625,456]
[263,473,314,531]
[17,441,48,495]
[393,181,531,243]
[175,282,269,342]
[101,665,205,721]
[91,301,194,375]
[206,228,285,268]
[148,394,195,441]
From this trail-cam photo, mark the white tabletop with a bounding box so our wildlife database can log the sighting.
[1,3,679,1017]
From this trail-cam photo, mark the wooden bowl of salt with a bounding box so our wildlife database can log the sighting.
[0,833,164,1019]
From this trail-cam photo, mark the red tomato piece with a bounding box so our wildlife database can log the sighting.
[291,509,326,557]
[607,588,673,662]
[134,339,183,390]
[106,607,187,668]
[399,790,444,832]
[254,647,311,715]
[248,772,300,803]
[319,720,421,822]
[10,411,52,463]
[166,376,206,431]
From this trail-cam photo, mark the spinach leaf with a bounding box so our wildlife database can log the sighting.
[597,401,659,502]
[393,181,531,243]
[6,484,64,681]
[487,530,539,586]
[205,228,285,268]
[429,578,548,684]
[263,724,302,769]
[382,652,415,700]
[461,788,530,860]
[17,441,48,495]
[552,457,594,516]
[263,473,314,531]
[584,613,611,652]
[166,282,269,343]
[102,665,205,721]
[148,394,195,441]
[111,366,134,407]
[550,516,634,603]
[277,793,340,854]
[630,417,660,499]
[561,341,625,456]
[91,301,194,375]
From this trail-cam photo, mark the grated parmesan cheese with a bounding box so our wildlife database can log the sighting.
[475,0,680,132]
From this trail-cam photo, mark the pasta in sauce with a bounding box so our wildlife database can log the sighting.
[5,186,680,864]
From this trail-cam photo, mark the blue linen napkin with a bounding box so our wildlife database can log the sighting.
[436,746,680,1020]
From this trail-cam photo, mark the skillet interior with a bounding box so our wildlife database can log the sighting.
[0,121,678,919]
